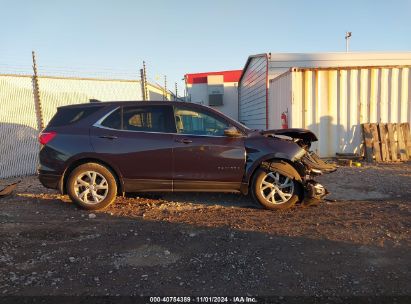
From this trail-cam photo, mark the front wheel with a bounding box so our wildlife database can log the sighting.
[251,165,302,210]
[66,163,117,210]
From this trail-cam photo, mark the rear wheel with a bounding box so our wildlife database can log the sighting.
[67,163,117,210]
[251,165,301,210]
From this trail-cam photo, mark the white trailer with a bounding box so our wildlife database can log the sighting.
[238,52,411,157]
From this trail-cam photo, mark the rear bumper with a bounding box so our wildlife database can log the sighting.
[38,172,62,191]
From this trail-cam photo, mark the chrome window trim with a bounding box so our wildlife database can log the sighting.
[93,106,120,127]
[93,105,245,138]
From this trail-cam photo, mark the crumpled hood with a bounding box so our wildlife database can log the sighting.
[260,128,318,142]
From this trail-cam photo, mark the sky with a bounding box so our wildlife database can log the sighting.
[1,0,410,94]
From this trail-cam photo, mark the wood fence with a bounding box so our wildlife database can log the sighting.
[362,123,411,162]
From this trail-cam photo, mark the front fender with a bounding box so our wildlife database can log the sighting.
[260,160,302,182]
[243,137,306,185]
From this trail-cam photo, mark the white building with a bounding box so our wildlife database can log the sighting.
[238,52,411,156]
[185,70,242,119]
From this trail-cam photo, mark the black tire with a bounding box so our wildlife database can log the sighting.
[251,165,302,210]
[66,163,117,210]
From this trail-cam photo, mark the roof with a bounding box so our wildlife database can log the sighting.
[60,100,236,110]
[239,53,268,83]
[239,52,411,82]
[185,70,242,84]
[61,100,182,108]
[267,51,411,62]
[267,52,411,68]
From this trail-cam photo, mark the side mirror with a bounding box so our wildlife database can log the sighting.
[224,126,242,137]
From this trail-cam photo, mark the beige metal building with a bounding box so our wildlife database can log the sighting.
[238,52,411,156]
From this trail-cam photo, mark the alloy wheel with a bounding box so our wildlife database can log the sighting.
[259,171,294,205]
[74,171,109,204]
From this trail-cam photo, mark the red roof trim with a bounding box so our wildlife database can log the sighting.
[185,70,242,84]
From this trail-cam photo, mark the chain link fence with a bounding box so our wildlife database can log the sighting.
[0,73,173,179]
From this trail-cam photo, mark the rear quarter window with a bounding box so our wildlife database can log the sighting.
[100,108,122,129]
[48,106,102,127]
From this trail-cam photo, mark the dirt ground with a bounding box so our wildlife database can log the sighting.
[0,162,410,299]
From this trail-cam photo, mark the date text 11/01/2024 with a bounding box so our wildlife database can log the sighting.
[149,296,257,303]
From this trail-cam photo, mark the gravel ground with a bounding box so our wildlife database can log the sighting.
[0,162,410,299]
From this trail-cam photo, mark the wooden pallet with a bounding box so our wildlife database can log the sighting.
[362,122,411,162]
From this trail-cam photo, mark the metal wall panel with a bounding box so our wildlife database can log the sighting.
[0,75,163,179]
[238,55,267,129]
[269,67,411,157]
[268,72,291,129]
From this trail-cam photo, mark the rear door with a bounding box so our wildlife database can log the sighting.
[90,104,175,192]
[172,105,245,191]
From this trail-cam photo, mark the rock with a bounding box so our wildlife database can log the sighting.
[88,213,96,219]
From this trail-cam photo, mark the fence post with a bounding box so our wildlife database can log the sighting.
[32,51,44,131]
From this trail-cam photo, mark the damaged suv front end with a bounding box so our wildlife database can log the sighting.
[245,128,337,207]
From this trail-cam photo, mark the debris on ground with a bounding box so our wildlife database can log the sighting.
[0,181,21,198]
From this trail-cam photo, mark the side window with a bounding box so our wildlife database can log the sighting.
[123,105,174,133]
[101,108,122,129]
[174,106,229,136]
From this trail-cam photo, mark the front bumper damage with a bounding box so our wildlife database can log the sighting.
[300,152,337,205]
[259,128,338,205]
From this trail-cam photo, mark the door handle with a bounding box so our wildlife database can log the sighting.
[175,138,192,144]
[99,135,118,140]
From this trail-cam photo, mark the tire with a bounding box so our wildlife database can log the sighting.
[251,164,302,210]
[66,163,117,210]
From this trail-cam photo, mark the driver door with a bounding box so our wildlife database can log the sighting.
[172,105,245,191]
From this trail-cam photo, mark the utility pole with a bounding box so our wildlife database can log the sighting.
[175,82,178,101]
[163,75,167,101]
[143,61,148,101]
[140,68,146,101]
[345,32,352,52]
[32,51,44,131]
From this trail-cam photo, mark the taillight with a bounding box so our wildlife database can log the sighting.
[38,131,57,145]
